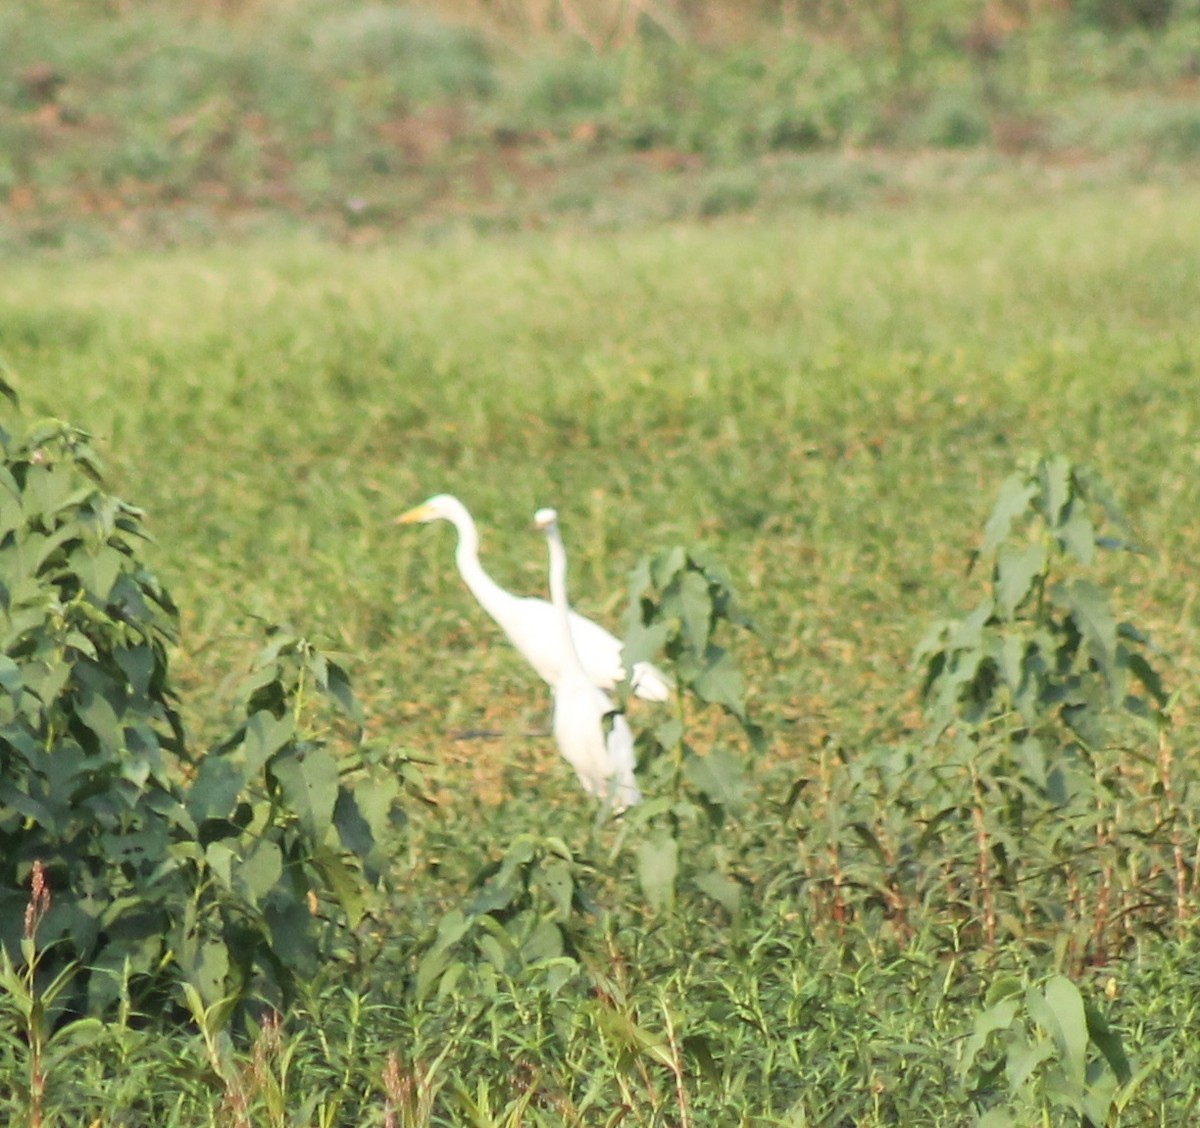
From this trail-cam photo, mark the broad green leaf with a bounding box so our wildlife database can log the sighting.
[959,997,1018,1079]
[653,716,684,752]
[981,475,1037,556]
[476,916,520,973]
[469,874,519,916]
[184,939,230,1006]
[1056,504,1095,566]
[995,542,1045,620]
[70,545,124,602]
[75,688,123,755]
[977,1109,1016,1128]
[1004,1033,1056,1091]
[537,857,574,918]
[324,659,362,723]
[272,745,339,841]
[1084,1000,1132,1085]
[949,600,994,650]
[652,545,687,589]
[626,556,652,605]
[694,870,741,916]
[1039,454,1072,526]
[264,896,319,977]
[683,747,746,809]
[679,570,712,654]
[1062,580,1117,681]
[621,619,671,672]
[310,845,366,924]
[637,835,678,913]
[186,756,243,821]
[1015,736,1047,791]
[691,647,746,719]
[995,632,1026,692]
[985,977,1024,1007]
[242,710,295,773]
[519,919,564,963]
[1029,975,1088,1087]
[0,654,22,703]
[205,841,236,888]
[113,645,156,698]
[239,839,283,904]
[1122,649,1168,707]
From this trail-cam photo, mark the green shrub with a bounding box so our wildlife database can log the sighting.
[0,406,404,1025]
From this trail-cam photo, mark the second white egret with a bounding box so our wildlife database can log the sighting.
[535,506,641,811]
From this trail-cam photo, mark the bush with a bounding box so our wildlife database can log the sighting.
[0,404,405,1024]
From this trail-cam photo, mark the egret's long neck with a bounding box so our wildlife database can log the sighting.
[449,511,515,622]
[547,526,581,670]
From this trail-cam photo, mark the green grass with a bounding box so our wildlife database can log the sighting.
[2,182,1200,1122]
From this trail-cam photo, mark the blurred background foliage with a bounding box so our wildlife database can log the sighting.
[3,0,1200,250]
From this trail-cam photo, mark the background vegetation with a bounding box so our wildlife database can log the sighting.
[4,0,1200,249]
[2,1,1200,1125]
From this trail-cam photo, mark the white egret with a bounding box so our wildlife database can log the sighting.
[397,495,671,702]
[535,507,640,810]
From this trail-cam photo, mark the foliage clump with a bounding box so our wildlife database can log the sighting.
[902,454,1179,957]
[0,407,403,1023]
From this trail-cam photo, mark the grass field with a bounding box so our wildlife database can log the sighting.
[3,177,1200,1123]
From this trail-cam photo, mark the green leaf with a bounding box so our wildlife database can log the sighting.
[205,841,237,889]
[536,857,574,918]
[683,747,746,810]
[113,645,156,698]
[239,839,284,904]
[995,632,1026,693]
[691,647,746,719]
[959,996,1019,1079]
[272,745,339,841]
[0,654,22,703]
[949,599,994,650]
[1062,579,1117,682]
[995,542,1045,620]
[651,546,687,589]
[75,688,123,755]
[981,474,1037,556]
[622,618,671,672]
[694,870,741,916]
[1084,999,1132,1085]
[637,835,678,913]
[242,710,296,774]
[1122,649,1168,708]
[183,939,231,1006]
[520,920,565,963]
[309,844,366,924]
[70,546,124,603]
[323,659,362,723]
[977,1110,1016,1128]
[1056,504,1095,566]
[679,570,712,654]
[1004,1034,1056,1092]
[1029,975,1088,1088]
[1039,454,1072,526]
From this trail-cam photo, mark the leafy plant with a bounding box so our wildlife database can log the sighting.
[961,973,1137,1127]
[414,833,587,1005]
[0,411,404,1027]
[916,453,1168,753]
[620,544,758,913]
[909,454,1179,952]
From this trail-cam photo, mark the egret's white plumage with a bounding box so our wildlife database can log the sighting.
[535,507,640,810]
[397,494,671,702]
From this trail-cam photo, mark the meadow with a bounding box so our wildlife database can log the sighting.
[1,177,1199,1125]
